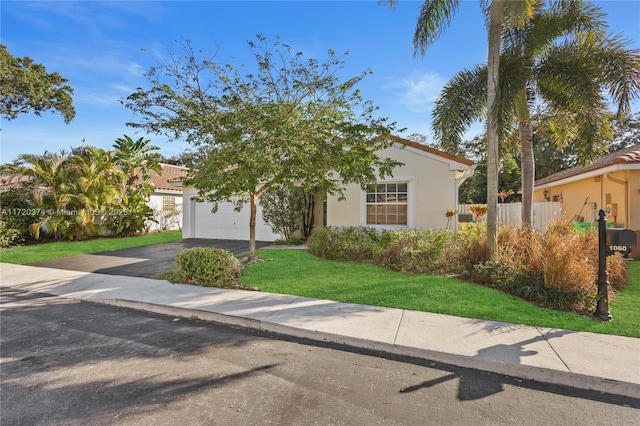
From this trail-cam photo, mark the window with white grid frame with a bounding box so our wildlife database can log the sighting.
[366,182,408,225]
[162,196,176,212]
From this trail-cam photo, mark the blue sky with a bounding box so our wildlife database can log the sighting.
[1,0,639,164]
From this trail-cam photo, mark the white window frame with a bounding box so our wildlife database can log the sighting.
[361,179,413,229]
[162,196,176,212]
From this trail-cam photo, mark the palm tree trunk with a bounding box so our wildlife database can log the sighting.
[486,0,505,260]
[516,88,534,227]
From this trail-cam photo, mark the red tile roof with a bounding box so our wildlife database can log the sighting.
[151,163,188,191]
[0,173,33,191]
[535,144,640,186]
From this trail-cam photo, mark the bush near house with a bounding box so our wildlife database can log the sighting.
[307,222,629,315]
[0,190,37,247]
[307,226,384,261]
[176,247,242,288]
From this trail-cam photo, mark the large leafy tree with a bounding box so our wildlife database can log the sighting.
[609,110,640,152]
[125,36,401,261]
[384,0,534,258]
[431,0,640,227]
[0,44,75,123]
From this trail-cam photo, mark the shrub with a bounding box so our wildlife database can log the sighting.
[176,247,242,288]
[486,221,628,313]
[261,186,305,240]
[306,221,630,316]
[0,219,22,248]
[374,229,454,274]
[307,227,331,258]
[535,222,595,293]
[0,190,37,246]
[607,253,630,291]
[272,237,305,246]
[307,226,381,262]
[448,222,488,272]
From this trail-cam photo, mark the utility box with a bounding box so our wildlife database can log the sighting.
[606,228,637,257]
[458,213,473,223]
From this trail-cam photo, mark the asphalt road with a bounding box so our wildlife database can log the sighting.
[1,288,638,426]
[26,239,273,277]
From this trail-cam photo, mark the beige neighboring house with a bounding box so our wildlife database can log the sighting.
[534,144,640,257]
[181,135,475,241]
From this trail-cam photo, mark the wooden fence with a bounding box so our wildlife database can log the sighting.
[458,202,563,233]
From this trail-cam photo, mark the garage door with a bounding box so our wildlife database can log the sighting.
[191,199,281,241]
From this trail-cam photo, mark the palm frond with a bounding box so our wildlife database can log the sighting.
[431,64,486,152]
[413,0,462,57]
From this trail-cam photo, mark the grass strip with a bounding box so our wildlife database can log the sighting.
[0,231,182,264]
[241,249,640,338]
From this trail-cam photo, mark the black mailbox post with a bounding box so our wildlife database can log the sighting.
[596,210,638,321]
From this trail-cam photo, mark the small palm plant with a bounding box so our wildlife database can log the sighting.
[445,208,458,230]
[498,189,515,203]
[469,204,488,222]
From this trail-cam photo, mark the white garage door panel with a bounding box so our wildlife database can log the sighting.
[193,201,280,241]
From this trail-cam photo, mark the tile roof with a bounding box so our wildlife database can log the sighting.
[535,143,640,186]
[0,173,33,191]
[387,135,474,166]
[151,163,189,191]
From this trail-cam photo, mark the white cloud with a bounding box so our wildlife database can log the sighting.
[385,71,447,114]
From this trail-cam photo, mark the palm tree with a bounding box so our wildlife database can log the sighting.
[431,0,640,227]
[18,150,73,239]
[384,0,535,258]
[111,135,162,236]
[66,147,125,239]
[17,147,127,240]
[113,135,162,185]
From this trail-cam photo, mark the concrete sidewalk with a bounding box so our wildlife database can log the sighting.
[1,262,638,399]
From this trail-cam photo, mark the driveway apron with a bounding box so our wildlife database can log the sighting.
[27,239,272,277]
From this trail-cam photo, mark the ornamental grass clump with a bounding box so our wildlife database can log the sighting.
[306,222,630,316]
[176,247,242,288]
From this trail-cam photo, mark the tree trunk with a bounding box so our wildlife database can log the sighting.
[516,88,534,228]
[302,188,316,238]
[249,193,257,263]
[486,0,505,260]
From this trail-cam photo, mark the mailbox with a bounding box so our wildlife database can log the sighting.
[605,228,637,257]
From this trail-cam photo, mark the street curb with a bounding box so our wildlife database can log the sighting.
[97,298,640,400]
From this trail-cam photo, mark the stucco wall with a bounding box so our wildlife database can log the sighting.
[535,169,639,228]
[326,144,462,230]
[147,192,183,231]
[535,168,640,259]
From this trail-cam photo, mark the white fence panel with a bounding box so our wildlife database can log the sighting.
[458,202,562,232]
[532,201,563,232]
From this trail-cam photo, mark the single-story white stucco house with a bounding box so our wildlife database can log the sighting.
[146,163,188,231]
[180,135,474,241]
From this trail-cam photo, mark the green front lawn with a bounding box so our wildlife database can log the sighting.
[0,231,183,264]
[241,249,640,338]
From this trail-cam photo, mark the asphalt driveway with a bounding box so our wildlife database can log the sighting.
[27,239,273,277]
